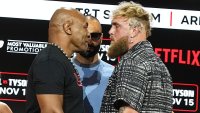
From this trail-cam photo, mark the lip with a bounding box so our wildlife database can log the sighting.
[110,38,114,42]
[109,36,114,41]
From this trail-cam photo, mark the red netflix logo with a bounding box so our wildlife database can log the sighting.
[155,48,200,66]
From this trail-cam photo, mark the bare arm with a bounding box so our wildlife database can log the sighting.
[0,102,13,113]
[119,106,138,113]
[37,94,63,113]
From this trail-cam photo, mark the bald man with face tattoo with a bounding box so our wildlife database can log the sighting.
[26,8,89,113]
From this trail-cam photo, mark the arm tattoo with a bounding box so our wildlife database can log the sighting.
[119,106,126,113]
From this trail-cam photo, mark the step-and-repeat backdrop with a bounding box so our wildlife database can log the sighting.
[0,0,199,113]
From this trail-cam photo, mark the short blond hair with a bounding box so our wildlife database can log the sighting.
[112,1,152,37]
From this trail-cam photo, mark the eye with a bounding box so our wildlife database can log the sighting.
[112,23,120,29]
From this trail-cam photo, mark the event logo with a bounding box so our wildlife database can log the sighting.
[6,40,47,54]
[0,72,28,102]
[155,48,200,67]
[0,40,4,48]
[173,83,199,112]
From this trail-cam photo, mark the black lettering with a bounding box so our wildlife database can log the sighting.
[75,8,83,12]
[92,9,100,17]
[191,16,198,25]
[104,10,110,19]
[151,13,160,22]
[84,8,90,16]
[181,16,189,24]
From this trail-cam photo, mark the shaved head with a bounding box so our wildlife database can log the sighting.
[49,8,85,27]
[86,15,102,33]
[47,8,89,56]
[48,8,87,42]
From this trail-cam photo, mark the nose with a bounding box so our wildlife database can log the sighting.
[87,34,92,40]
[87,34,93,44]
[87,33,91,39]
[109,26,114,37]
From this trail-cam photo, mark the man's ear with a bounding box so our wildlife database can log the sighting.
[130,27,139,38]
[63,19,73,35]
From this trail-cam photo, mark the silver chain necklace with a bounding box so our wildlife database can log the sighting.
[48,43,70,59]
[48,43,80,74]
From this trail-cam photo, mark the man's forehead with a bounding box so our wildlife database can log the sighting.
[88,22,101,32]
[61,8,85,22]
[72,11,85,20]
[112,17,128,24]
[113,16,128,21]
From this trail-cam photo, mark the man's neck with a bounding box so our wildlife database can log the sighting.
[128,36,146,50]
[49,38,74,58]
[75,54,99,65]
